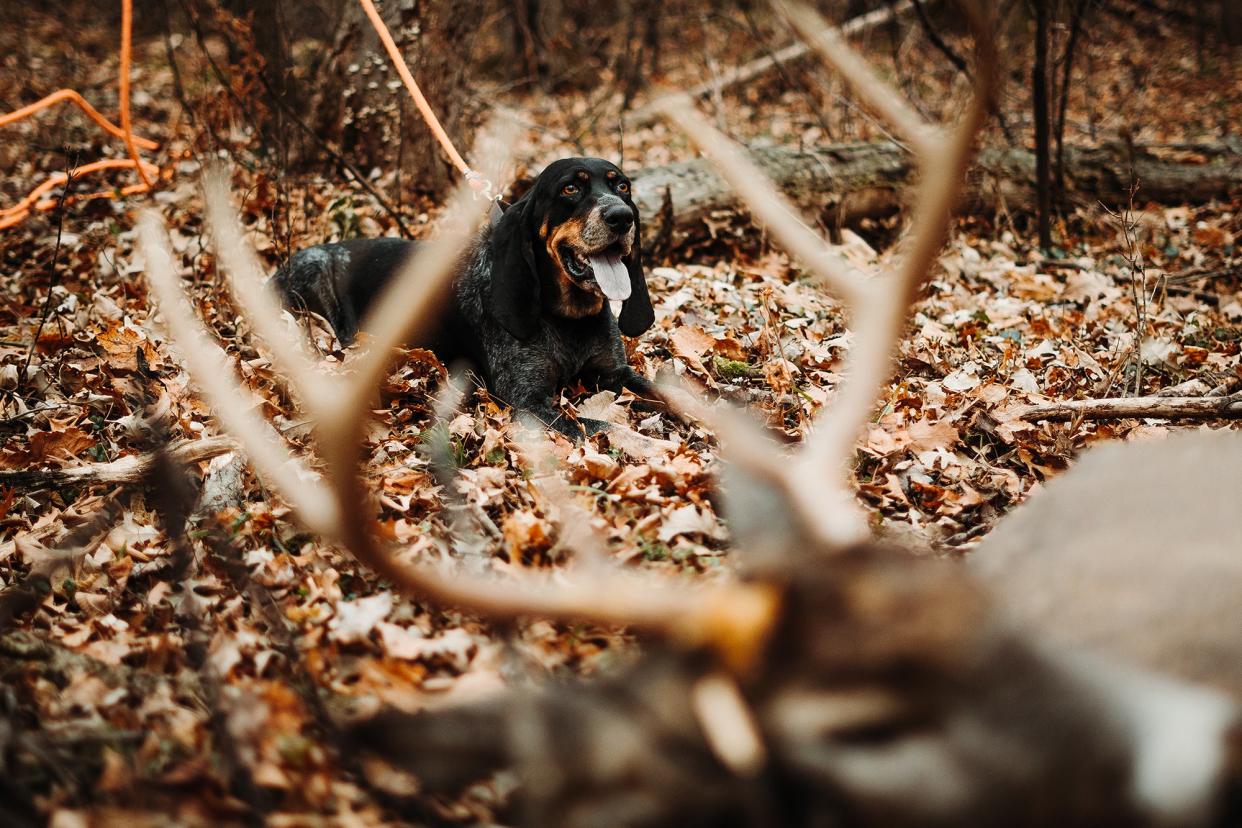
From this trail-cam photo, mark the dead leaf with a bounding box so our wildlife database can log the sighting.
[658,504,724,542]
[329,592,394,644]
[906,419,959,453]
[502,510,552,558]
[378,623,476,671]
[671,325,715,375]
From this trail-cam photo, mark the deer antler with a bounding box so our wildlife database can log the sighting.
[138,129,778,668]
[657,0,997,550]
[139,1,993,664]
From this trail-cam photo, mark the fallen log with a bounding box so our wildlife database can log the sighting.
[1017,392,1242,422]
[632,139,1241,244]
[0,435,238,490]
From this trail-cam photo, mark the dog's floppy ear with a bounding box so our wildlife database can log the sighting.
[617,210,654,336]
[488,190,542,340]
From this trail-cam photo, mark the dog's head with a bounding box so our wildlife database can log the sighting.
[489,157,653,340]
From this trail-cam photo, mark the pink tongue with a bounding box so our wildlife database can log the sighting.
[589,252,631,301]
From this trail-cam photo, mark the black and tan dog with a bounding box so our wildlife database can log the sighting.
[274,157,657,439]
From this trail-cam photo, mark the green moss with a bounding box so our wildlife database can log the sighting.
[638,540,672,562]
[713,356,753,380]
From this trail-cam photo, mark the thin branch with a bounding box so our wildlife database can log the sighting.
[911,0,972,76]
[252,68,414,239]
[628,0,935,128]
[777,0,937,153]
[22,154,77,384]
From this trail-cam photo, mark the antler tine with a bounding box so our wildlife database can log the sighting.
[656,98,869,307]
[203,170,329,414]
[202,168,325,412]
[793,0,996,482]
[137,212,341,536]
[654,376,790,481]
[660,1,996,549]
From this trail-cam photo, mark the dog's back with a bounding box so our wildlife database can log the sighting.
[274,237,419,345]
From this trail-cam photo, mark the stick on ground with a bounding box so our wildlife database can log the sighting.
[1018,393,1242,422]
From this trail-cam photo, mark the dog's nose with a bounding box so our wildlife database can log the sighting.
[602,204,634,232]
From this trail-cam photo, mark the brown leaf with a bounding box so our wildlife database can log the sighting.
[1,426,96,468]
[579,447,620,480]
[96,321,159,370]
[671,325,715,375]
[502,509,552,559]
[906,419,959,453]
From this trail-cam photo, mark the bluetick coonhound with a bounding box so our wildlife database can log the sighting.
[273,157,656,439]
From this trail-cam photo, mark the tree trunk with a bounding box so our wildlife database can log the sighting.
[1032,0,1053,249]
[310,0,479,198]
[631,140,1242,249]
[1223,0,1242,46]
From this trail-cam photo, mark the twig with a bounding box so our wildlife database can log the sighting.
[253,70,414,239]
[1104,186,1149,396]
[1054,0,1088,202]
[21,154,76,385]
[1017,393,1242,422]
[911,0,971,76]
[627,0,933,128]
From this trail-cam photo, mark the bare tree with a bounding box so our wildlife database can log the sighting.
[310,0,484,199]
[1032,0,1053,249]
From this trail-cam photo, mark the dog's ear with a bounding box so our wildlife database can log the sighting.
[489,191,542,340]
[617,209,654,336]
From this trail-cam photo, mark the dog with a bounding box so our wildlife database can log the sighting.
[273,157,656,439]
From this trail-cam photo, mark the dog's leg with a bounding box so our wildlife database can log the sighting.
[519,399,617,440]
[330,292,360,347]
[591,365,662,413]
[493,359,594,441]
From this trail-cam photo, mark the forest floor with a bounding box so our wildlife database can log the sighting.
[0,2,1238,824]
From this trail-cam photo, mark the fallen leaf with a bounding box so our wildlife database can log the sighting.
[671,325,715,375]
[658,504,724,542]
[329,592,394,644]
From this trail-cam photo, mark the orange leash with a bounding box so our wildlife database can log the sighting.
[0,0,158,230]
[118,0,152,188]
[356,0,492,197]
[5,0,485,231]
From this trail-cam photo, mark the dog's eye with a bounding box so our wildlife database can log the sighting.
[561,184,579,197]
[616,181,630,194]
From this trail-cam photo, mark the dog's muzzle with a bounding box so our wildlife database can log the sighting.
[561,197,635,300]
